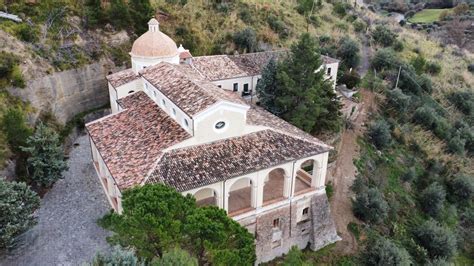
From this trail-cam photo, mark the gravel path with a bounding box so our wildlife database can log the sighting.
[0,134,112,266]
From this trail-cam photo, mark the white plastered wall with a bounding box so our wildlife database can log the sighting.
[131,54,179,73]
[109,79,142,114]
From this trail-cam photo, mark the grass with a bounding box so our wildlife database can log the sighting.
[408,9,451,24]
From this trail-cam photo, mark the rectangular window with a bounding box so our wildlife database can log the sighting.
[243,83,249,92]
[303,207,309,216]
[327,67,331,75]
[233,83,238,92]
[273,218,280,229]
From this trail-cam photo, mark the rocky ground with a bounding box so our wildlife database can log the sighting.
[0,134,111,266]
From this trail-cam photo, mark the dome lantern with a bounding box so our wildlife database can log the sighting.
[148,18,159,32]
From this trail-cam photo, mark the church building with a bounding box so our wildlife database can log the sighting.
[86,18,340,263]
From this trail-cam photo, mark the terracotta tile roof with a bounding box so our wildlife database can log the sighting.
[86,91,191,190]
[147,129,330,192]
[140,62,247,117]
[191,51,338,81]
[191,55,248,80]
[106,68,139,88]
[247,105,331,149]
[179,50,192,59]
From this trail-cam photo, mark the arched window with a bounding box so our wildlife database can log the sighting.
[128,90,135,94]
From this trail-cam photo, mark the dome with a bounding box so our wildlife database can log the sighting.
[130,18,178,58]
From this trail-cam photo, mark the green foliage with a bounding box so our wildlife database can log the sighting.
[282,245,310,266]
[347,222,360,241]
[333,2,348,17]
[386,88,411,115]
[392,40,404,52]
[448,175,473,206]
[420,182,446,218]
[14,24,39,43]
[411,54,427,75]
[0,51,25,88]
[337,37,360,68]
[152,247,197,266]
[361,236,412,266]
[92,246,143,266]
[371,25,398,47]
[401,167,416,182]
[233,27,258,53]
[413,219,457,259]
[339,70,361,89]
[108,0,131,30]
[21,123,68,187]
[352,19,366,32]
[256,57,280,114]
[326,181,334,199]
[447,133,465,155]
[99,184,255,265]
[267,15,290,39]
[128,0,154,35]
[413,106,437,129]
[425,61,442,75]
[447,91,473,116]
[367,119,392,149]
[84,0,104,28]
[0,180,40,249]
[1,108,32,153]
[277,33,341,133]
[371,49,398,71]
[353,187,389,224]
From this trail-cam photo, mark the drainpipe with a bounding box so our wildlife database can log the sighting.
[289,160,297,238]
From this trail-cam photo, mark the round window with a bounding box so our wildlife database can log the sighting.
[215,121,226,129]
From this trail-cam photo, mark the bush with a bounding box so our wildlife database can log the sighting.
[413,220,457,259]
[333,2,348,17]
[447,133,465,155]
[361,237,412,266]
[401,167,416,182]
[392,40,404,52]
[420,182,446,217]
[447,91,473,115]
[353,187,389,224]
[413,106,437,129]
[411,54,427,75]
[386,88,411,114]
[15,24,39,43]
[152,247,198,266]
[238,9,252,24]
[367,119,392,149]
[417,74,433,94]
[21,123,68,187]
[282,246,307,266]
[371,49,398,71]
[371,25,398,47]
[339,70,361,89]
[432,117,451,140]
[267,15,289,38]
[233,27,258,53]
[448,175,474,206]
[92,246,141,265]
[337,37,360,68]
[353,20,366,32]
[425,62,441,75]
[0,180,40,249]
[1,108,32,153]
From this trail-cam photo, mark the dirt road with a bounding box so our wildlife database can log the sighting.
[328,89,376,255]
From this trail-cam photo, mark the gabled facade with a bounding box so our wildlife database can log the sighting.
[86,18,340,263]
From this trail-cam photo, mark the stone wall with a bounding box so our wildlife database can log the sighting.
[251,193,340,264]
[8,60,123,123]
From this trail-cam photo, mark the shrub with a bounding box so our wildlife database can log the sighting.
[367,119,392,149]
[401,167,416,182]
[413,220,457,259]
[0,180,40,249]
[152,247,198,266]
[92,246,141,265]
[447,133,465,155]
[448,175,473,205]
[267,15,289,38]
[386,88,411,114]
[361,237,412,266]
[417,74,433,94]
[333,2,348,17]
[15,24,39,43]
[413,106,437,129]
[282,246,307,266]
[447,91,473,115]
[21,123,68,187]
[238,9,252,24]
[233,27,257,53]
[432,117,451,140]
[1,108,32,153]
[337,37,360,68]
[353,187,389,224]
[425,62,441,75]
[411,54,427,75]
[339,70,361,89]
[371,25,398,47]
[353,20,366,32]
[371,49,398,71]
[392,40,404,52]
[420,182,446,217]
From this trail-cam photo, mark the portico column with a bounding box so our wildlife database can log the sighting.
[224,191,229,213]
[251,180,258,208]
[216,192,222,209]
[312,162,322,188]
[283,174,292,198]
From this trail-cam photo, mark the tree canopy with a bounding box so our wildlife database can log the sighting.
[256,33,341,133]
[100,184,255,265]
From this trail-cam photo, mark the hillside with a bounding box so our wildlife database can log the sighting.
[0,0,473,264]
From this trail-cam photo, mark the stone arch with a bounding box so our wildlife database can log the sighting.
[295,159,320,194]
[263,168,287,204]
[227,177,254,215]
[194,187,218,207]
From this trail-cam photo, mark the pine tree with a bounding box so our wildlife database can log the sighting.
[129,0,154,35]
[256,57,281,115]
[260,33,341,133]
[1,107,32,153]
[21,123,68,188]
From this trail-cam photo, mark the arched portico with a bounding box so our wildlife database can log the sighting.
[194,187,218,207]
[294,159,321,195]
[226,177,256,215]
[263,168,288,205]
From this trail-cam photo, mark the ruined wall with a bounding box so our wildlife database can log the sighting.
[8,60,123,123]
